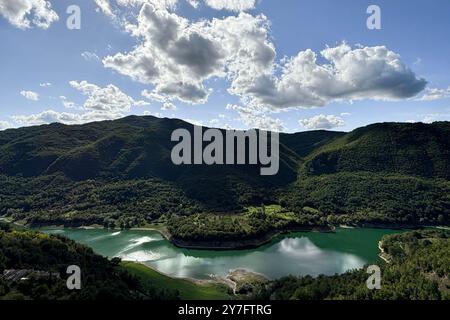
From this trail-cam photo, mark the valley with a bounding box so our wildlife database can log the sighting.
[0,117,449,300]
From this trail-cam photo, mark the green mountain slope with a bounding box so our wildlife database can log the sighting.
[303,122,450,179]
[0,116,302,182]
[0,116,449,229]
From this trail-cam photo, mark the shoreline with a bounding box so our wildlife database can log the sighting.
[3,217,428,289]
[378,240,391,263]
[3,216,444,251]
[168,225,335,250]
[41,223,434,251]
[27,220,335,250]
[119,234,394,288]
[122,261,268,296]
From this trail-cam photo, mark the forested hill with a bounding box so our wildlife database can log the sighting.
[0,115,342,184]
[303,122,450,179]
[1,116,448,181]
[0,116,449,229]
[0,222,178,300]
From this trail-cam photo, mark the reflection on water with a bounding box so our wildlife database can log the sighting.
[44,228,397,280]
[116,235,164,261]
[279,237,322,257]
[119,250,163,262]
[118,236,160,254]
[276,237,365,275]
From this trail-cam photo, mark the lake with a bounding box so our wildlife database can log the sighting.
[43,228,400,280]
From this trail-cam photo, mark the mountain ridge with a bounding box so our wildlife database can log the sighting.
[0,116,449,230]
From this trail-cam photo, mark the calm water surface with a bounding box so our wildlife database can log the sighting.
[43,228,400,280]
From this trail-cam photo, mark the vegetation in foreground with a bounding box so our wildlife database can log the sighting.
[0,222,179,300]
[257,229,450,300]
[122,262,231,300]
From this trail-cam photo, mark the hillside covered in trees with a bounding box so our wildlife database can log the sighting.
[0,222,178,300]
[0,116,449,236]
[257,229,450,300]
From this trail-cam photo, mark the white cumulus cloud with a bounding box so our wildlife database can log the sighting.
[91,2,427,132]
[103,6,274,105]
[0,120,13,130]
[95,0,255,13]
[204,0,256,11]
[417,86,450,101]
[226,104,285,132]
[69,80,141,113]
[421,113,450,124]
[94,0,115,17]
[13,81,147,127]
[101,3,425,113]
[238,43,427,110]
[0,0,58,29]
[299,114,345,130]
[161,101,177,110]
[96,0,178,17]
[20,90,39,101]
[103,3,227,104]
[60,96,78,109]
[12,109,124,126]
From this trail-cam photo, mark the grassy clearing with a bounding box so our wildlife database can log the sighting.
[122,262,231,300]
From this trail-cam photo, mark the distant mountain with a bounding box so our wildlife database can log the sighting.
[303,122,450,179]
[0,115,341,182]
[0,116,448,228]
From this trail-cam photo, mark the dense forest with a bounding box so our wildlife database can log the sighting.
[0,222,179,300]
[167,205,328,243]
[257,229,450,300]
[0,116,449,238]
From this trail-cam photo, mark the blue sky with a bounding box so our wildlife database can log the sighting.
[1,0,449,132]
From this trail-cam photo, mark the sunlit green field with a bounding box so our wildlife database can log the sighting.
[122,262,231,300]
